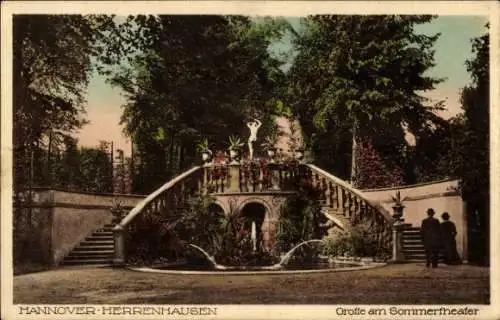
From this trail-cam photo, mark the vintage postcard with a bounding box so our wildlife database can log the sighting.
[1,1,499,319]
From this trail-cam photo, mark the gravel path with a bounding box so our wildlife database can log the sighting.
[14,263,489,304]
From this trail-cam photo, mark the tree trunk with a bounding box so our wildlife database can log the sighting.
[350,125,357,187]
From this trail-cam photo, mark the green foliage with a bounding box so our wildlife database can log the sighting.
[104,15,288,193]
[448,29,489,264]
[276,182,325,252]
[354,138,405,189]
[126,196,217,265]
[210,212,277,266]
[228,135,244,150]
[174,196,223,248]
[13,14,115,196]
[321,223,389,260]
[196,138,210,152]
[126,196,279,267]
[287,15,444,184]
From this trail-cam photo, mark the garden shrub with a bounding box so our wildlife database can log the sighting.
[126,195,219,265]
[276,180,326,253]
[321,222,390,260]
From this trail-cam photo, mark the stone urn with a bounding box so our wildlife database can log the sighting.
[392,204,405,223]
[201,150,212,163]
[294,148,305,161]
[267,148,276,162]
[391,191,406,223]
[229,148,241,164]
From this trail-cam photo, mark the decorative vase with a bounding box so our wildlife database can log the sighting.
[229,148,240,164]
[201,151,212,163]
[294,149,304,161]
[267,148,276,162]
[392,205,404,222]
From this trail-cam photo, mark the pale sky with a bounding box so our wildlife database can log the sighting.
[76,15,489,156]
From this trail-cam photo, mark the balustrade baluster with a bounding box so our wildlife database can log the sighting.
[239,166,244,192]
[221,167,227,193]
[331,185,338,209]
[354,197,361,221]
[318,178,324,205]
[344,191,351,219]
[325,182,332,207]
[162,192,170,216]
[258,166,264,192]
[338,188,344,216]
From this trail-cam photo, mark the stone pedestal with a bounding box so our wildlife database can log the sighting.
[112,225,126,267]
[392,222,410,263]
[226,165,241,193]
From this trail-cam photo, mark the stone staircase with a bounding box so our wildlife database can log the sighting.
[62,224,115,266]
[402,226,426,261]
[402,226,445,262]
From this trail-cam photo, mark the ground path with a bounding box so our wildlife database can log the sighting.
[14,263,489,304]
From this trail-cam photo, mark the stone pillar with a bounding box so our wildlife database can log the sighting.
[461,200,468,263]
[113,225,126,267]
[226,165,240,193]
[391,223,406,263]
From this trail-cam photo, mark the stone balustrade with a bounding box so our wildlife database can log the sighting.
[113,162,394,264]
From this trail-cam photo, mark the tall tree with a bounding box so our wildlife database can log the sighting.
[452,30,489,264]
[108,15,288,193]
[287,15,443,186]
[12,14,114,194]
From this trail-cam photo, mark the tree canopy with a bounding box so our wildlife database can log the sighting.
[106,15,289,193]
[12,14,115,192]
[286,15,445,186]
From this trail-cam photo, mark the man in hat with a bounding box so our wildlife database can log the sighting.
[420,208,441,267]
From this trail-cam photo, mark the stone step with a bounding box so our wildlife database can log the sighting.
[402,244,424,249]
[95,229,113,233]
[80,239,114,245]
[65,256,114,262]
[402,240,423,245]
[86,234,113,240]
[63,259,113,265]
[73,245,114,251]
[406,227,421,231]
[67,250,115,256]
[403,230,421,235]
[402,233,421,239]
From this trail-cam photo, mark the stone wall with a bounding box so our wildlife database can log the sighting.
[15,188,145,266]
[361,180,467,259]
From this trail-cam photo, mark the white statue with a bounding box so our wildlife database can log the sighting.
[246,119,262,160]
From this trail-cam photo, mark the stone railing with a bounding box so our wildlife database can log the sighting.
[112,166,203,265]
[112,162,394,264]
[304,164,394,253]
[203,161,302,194]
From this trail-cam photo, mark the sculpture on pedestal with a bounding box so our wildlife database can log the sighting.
[246,119,262,160]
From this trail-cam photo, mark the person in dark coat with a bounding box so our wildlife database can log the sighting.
[440,212,462,265]
[420,208,441,267]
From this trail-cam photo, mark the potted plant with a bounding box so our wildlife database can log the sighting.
[261,134,278,161]
[197,138,212,163]
[391,191,407,223]
[228,135,244,164]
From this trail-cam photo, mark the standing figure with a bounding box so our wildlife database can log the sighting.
[420,208,441,268]
[246,119,262,160]
[440,212,462,265]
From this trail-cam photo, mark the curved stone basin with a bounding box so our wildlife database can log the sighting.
[129,259,387,275]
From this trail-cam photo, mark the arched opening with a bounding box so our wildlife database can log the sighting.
[241,202,267,249]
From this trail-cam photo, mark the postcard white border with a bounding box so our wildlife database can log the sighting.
[1,1,499,319]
